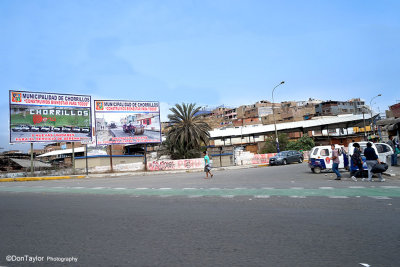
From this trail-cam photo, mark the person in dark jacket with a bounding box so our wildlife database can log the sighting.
[363,142,384,182]
[387,135,397,166]
[350,143,363,181]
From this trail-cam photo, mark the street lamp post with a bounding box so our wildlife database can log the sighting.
[369,94,382,138]
[272,81,285,152]
[362,106,367,141]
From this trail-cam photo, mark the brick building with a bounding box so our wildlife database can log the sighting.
[315,98,366,116]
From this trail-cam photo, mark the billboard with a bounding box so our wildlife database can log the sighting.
[9,90,92,143]
[94,100,161,145]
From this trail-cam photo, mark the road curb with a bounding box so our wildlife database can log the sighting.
[0,175,86,182]
[256,164,269,168]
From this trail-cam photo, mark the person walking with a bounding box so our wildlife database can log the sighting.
[350,143,363,181]
[331,144,341,180]
[362,142,385,182]
[387,135,398,166]
[203,151,213,179]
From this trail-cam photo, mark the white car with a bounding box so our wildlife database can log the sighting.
[11,125,23,132]
[375,143,394,163]
[348,141,393,163]
[40,126,51,132]
[30,126,40,132]
[347,141,393,176]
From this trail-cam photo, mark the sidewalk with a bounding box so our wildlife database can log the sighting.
[383,165,400,177]
[88,164,259,179]
[0,164,260,182]
[1,163,398,182]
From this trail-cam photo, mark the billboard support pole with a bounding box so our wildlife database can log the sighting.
[109,145,113,172]
[144,144,147,171]
[30,143,34,176]
[85,144,89,176]
[72,142,75,175]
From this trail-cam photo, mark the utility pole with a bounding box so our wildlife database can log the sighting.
[109,145,113,172]
[272,81,285,152]
[369,94,382,138]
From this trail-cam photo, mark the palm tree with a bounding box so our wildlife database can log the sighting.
[166,103,211,159]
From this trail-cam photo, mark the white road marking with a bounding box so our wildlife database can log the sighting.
[370,196,391,200]
[113,188,126,190]
[359,263,371,267]
[51,187,65,189]
[188,195,203,198]
[92,187,105,189]
[136,188,148,190]
[234,187,247,189]
[183,188,196,190]
[319,187,334,189]
[262,187,274,189]
[209,188,220,190]
[221,195,235,198]
[71,187,84,189]
[290,187,304,189]
[254,195,270,199]
[329,196,349,199]
[380,186,399,189]
[349,186,365,188]
[159,188,172,190]
[289,196,306,198]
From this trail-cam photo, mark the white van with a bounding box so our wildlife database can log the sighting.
[308,145,348,174]
[348,141,393,162]
[375,143,394,163]
[347,141,393,174]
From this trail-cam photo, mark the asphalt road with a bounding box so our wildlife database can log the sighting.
[1,164,399,267]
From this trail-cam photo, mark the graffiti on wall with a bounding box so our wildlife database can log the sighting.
[251,153,277,164]
[147,158,204,171]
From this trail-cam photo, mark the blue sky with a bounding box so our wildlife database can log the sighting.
[1,0,399,151]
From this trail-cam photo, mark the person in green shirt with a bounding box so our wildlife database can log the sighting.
[203,151,213,178]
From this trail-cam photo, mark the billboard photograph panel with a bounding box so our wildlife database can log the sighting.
[94,100,161,145]
[9,90,92,143]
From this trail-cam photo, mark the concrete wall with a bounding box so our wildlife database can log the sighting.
[235,151,277,165]
[210,154,234,167]
[75,155,144,168]
[75,155,144,173]
[147,158,204,171]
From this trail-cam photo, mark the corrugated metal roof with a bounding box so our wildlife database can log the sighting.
[209,114,372,138]
[37,147,85,157]
[376,117,400,126]
[10,158,52,168]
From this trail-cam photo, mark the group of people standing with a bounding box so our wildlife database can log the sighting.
[331,142,386,182]
[203,135,399,180]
